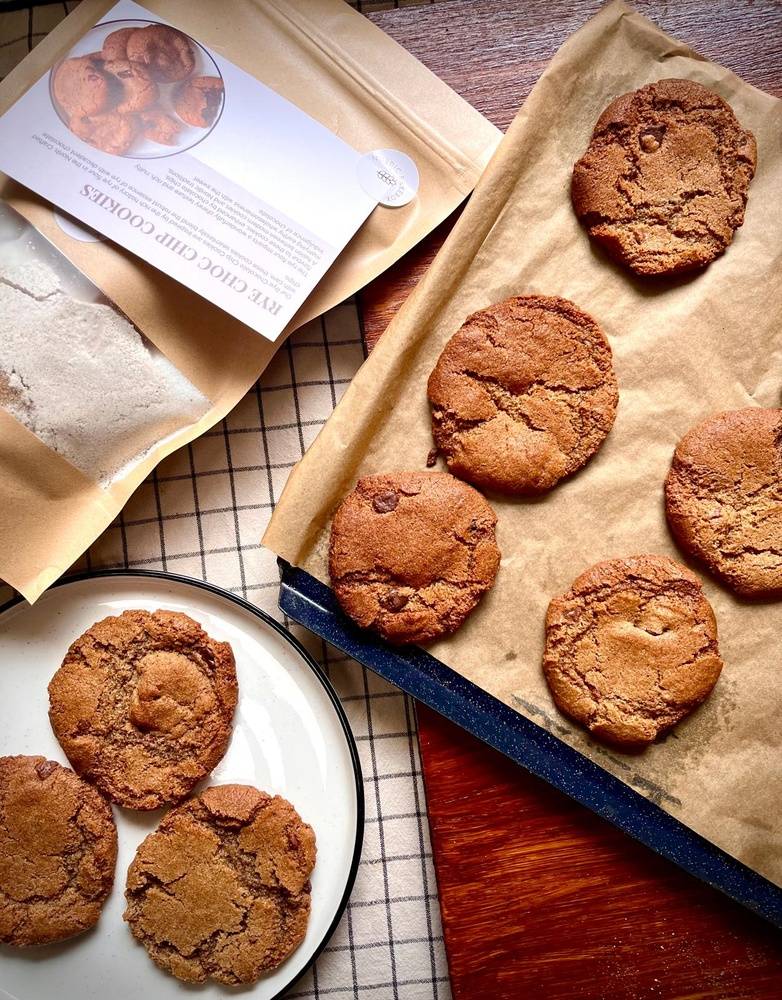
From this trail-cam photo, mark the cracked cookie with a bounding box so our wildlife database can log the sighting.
[543,555,723,748]
[665,408,782,597]
[124,784,316,984]
[52,55,111,118]
[126,25,195,83]
[427,295,618,494]
[572,78,756,276]
[102,59,158,114]
[0,755,117,946]
[329,471,500,645]
[48,609,238,810]
[174,76,224,128]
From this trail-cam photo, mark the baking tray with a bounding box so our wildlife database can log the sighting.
[278,558,782,930]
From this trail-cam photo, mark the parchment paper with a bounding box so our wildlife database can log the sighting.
[0,0,500,602]
[264,0,782,886]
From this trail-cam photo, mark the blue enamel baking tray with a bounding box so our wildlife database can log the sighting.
[278,558,782,930]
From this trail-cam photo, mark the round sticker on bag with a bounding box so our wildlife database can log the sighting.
[357,149,419,207]
[54,211,104,243]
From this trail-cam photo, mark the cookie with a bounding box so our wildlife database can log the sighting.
[543,555,723,748]
[48,609,238,810]
[665,408,782,597]
[174,76,224,128]
[102,59,158,114]
[124,784,315,985]
[69,111,140,156]
[100,26,137,62]
[140,107,183,145]
[329,471,500,645]
[126,25,195,82]
[427,295,618,494]
[572,79,757,275]
[0,755,117,947]
[52,55,111,118]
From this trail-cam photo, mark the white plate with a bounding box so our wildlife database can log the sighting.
[49,17,225,160]
[0,571,363,1000]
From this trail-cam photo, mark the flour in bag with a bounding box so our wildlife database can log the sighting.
[0,255,209,486]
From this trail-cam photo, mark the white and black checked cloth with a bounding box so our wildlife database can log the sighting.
[0,3,451,998]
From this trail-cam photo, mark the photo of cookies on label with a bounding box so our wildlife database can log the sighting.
[49,19,224,158]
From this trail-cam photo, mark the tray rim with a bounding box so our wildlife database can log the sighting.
[0,567,365,1000]
[278,557,782,932]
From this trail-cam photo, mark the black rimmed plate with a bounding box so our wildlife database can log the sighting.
[0,570,363,999]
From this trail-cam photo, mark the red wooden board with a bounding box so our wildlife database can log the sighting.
[363,2,782,997]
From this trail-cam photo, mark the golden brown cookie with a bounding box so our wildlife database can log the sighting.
[52,55,111,118]
[0,755,117,947]
[174,76,224,128]
[100,26,137,62]
[543,555,723,748]
[139,107,183,145]
[48,609,238,810]
[102,59,158,114]
[329,471,500,645]
[572,79,756,275]
[427,295,618,494]
[124,784,316,985]
[126,25,195,82]
[665,408,782,597]
[69,111,140,155]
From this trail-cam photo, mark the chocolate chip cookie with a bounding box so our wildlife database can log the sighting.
[329,471,500,645]
[174,76,224,128]
[124,784,316,984]
[126,25,195,82]
[543,555,723,748]
[572,78,756,275]
[52,55,111,118]
[665,408,782,597]
[48,609,238,810]
[0,755,117,947]
[427,295,618,494]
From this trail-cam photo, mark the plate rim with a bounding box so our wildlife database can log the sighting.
[0,568,365,999]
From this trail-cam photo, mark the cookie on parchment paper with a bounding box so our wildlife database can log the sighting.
[572,78,756,276]
[427,294,618,494]
[543,555,723,748]
[665,408,782,597]
[329,470,500,645]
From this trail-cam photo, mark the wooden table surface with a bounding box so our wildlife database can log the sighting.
[362,3,782,998]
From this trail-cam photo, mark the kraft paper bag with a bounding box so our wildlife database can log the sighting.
[0,0,501,601]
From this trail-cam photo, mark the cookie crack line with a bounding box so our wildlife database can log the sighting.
[48,609,237,809]
[543,557,723,747]
[573,80,756,275]
[124,787,315,985]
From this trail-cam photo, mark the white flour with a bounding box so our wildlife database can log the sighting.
[0,257,210,486]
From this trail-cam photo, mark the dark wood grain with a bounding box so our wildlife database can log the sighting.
[361,3,782,998]
[417,705,782,1000]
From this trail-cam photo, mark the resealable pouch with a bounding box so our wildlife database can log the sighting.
[0,0,500,601]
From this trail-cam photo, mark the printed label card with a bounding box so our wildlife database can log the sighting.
[0,0,417,339]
